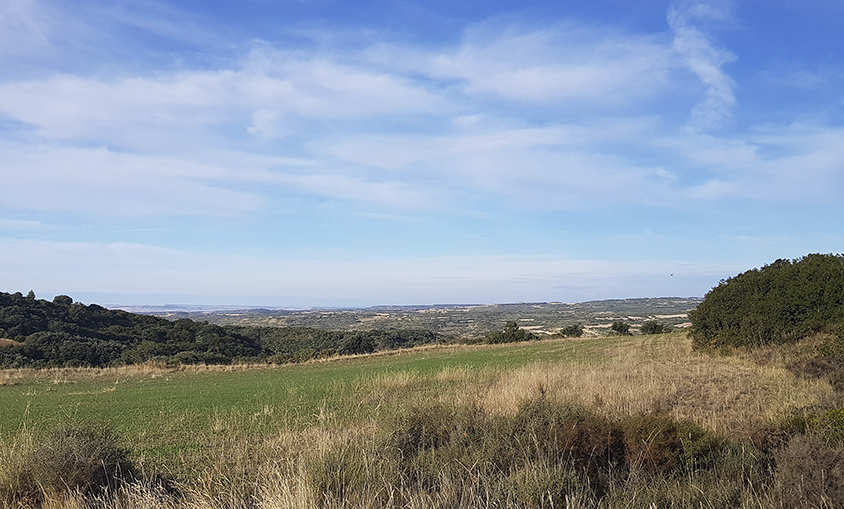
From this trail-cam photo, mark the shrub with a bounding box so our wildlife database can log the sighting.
[690,254,844,350]
[560,323,584,337]
[0,423,135,505]
[485,321,538,344]
[774,435,844,508]
[610,322,631,336]
[641,321,666,335]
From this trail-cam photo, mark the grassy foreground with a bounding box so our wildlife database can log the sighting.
[1,332,843,508]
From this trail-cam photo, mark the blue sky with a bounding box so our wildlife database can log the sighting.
[1,0,842,307]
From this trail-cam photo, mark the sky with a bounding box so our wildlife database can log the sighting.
[0,0,842,307]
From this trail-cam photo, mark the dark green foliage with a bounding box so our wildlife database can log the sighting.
[484,321,538,344]
[617,412,724,476]
[0,423,135,506]
[0,291,444,368]
[641,321,666,334]
[610,321,631,336]
[560,323,584,337]
[0,292,443,368]
[689,254,844,349]
[773,407,844,448]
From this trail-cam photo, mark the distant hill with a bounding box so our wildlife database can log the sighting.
[1,292,699,368]
[136,297,701,337]
[0,291,442,368]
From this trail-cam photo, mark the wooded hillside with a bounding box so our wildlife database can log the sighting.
[0,292,442,368]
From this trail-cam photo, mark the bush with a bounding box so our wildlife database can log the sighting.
[0,423,135,505]
[641,321,666,335]
[774,435,844,508]
[560,323,584,337]
[610,322,631,336]
[690,254,844,350]
[485,321,538,344]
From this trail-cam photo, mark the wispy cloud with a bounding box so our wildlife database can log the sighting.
[1,0,842,304]
[0,219,45,231]
[668,1,737,131]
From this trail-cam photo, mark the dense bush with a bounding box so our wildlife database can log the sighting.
[560,323,584,337]
[640,321,666,335]
[689,254,844,349]
[610,321,631,336]
[377,399,729,505]
[484,321,538,344]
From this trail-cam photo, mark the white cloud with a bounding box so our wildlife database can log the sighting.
[0,143,262,215]
[668,1,737,130]
[0,10,840,221]
[367,22,675,107]
[0,0,66,60]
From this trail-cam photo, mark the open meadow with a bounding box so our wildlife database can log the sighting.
[2,331,844,507]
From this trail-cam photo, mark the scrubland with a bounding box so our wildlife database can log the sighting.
[2,332,843,508]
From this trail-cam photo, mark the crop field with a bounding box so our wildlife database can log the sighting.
[2,332,843,507]
[0,338,614,465]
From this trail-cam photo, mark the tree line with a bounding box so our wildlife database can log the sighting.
[0,292,444,368]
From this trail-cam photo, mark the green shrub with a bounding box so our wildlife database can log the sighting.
[610,322,631,336]
[640,321,666,335]
[485,321,538,344]
[560,323,584,337]
[690,254,844,350]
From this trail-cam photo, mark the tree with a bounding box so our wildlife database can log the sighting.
[610,322,631,336]
[560,323,584,337]
[485,321,537,344]
[53,295,73,307]
[641,321,666,335]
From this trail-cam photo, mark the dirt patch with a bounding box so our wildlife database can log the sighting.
[0,338,22,347]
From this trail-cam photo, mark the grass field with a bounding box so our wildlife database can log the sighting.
[0,338,612,464]
[2,332,843,508]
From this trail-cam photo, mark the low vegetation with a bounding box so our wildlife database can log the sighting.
[2,331,843,507]
[478,320,538,344]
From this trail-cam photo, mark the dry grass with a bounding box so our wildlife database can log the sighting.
[473,335,838,437]
[2,332,843,508]
[351,333,837,438]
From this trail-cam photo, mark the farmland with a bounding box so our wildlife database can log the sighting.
[3,330,843,507]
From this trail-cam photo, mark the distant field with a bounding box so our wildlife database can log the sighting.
[136,297,701,336]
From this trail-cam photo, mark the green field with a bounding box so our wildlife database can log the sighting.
[0,337,615,468]
[3,332,843,508]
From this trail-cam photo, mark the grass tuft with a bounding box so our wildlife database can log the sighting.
[0,422,135,506]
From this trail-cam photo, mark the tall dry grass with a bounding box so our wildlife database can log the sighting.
[471,335,838,436]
